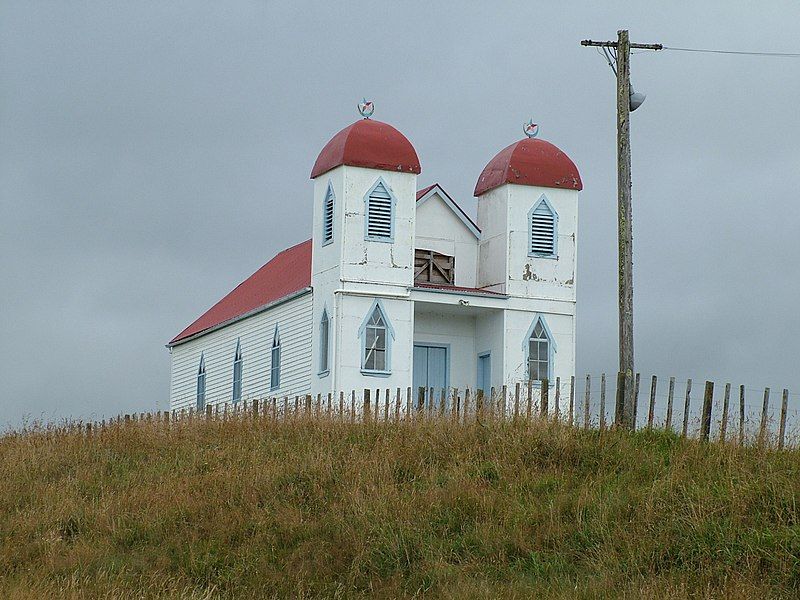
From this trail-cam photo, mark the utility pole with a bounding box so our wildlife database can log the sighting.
[581,31,661,430]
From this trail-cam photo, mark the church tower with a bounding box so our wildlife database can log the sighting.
[309,106,420,396]
[473,123,582,390]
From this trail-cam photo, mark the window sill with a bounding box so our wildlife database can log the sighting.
[361,369,392,378]
[527,253,558,260]
[318,370,330,379]
[364,236,394,244]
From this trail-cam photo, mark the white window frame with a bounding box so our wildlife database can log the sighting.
[270,325,281,390]
[522,315,557,384]
[358,298,395,376]
[322,181,335,246]
[232,339,243,403]
[196,353,206,411]
[318,307,330,377]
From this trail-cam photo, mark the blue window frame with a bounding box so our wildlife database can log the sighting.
[364,178,396,242]
[322,182,335,245]
[270,325,281,390]
[319,307,330,376]
[528,195,558,258]
[358,299,395,376]
[196,353,206,411]
[232,339,242,403]
[523,315,556,383]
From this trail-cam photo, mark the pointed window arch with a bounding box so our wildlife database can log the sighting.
[322,182,335,245]
[364,178,396,242]
[528,195,558,257]
[270,325,281,390]
[524,315,556,383]
[232,340,243,403]
[196,354,206,411]
[319,308,330,376]
[358,299,395,375]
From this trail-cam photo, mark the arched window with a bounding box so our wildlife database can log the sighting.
[322,182,335,245]
[270,326,281,390]
[319,308,330,375]
[232,340,243,403]
[365,179,395,241]
[526,316,555,382]
[359,300,395,374]
[528,196,558,257]
[196,354,206,411]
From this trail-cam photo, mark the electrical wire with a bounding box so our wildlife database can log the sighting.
[663,45,800,57]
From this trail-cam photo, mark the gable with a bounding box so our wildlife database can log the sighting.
[415,185,480,240]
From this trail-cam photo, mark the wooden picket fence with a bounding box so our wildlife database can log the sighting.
[40,374,799,450]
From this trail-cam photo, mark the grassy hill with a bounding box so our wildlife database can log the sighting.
[1,415,799,599]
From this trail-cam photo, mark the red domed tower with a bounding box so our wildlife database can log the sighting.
[309,108,421,396]
[474,127,582,386]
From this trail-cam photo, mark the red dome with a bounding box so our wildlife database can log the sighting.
[311,119,421,179]
[474,137,582,196]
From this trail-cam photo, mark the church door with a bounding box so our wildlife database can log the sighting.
[413,344,448,410]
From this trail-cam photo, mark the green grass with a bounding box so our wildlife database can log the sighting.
[1,416,798,598]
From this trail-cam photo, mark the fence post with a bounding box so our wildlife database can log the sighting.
[363,389,371,422]
[700,381,714,442]
[647,375,657,429]
[417,387,425,416]
[538,380,547,417]
[351,390,356,423]
[666,376,675,431]
[206,404,213,421]
[489,387,496,421]
[327,393,332,417]
[514,383,521,420]
[615,372,625,426]
[719,383,730,442]
[440,388,447,418]
[681,379,692,438]
[599,373,606,431]
[476,389,485,421]
[569,375,575,427]
[554,377,561,421]
[633,373,641,429]
[452,388,460,421]
[339,391,344,420]
[526,380,533,421]
[758,387,770,446]
[385,389,391,421]
[394,388,401,421]
[738,385,745,444]
[463,387,471,422]
[779,389,789,450]
[584,375,591,429]
[405,387,412,420]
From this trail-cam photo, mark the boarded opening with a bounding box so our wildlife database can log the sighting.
[414,249,455,285]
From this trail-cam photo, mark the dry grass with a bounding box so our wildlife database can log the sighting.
[1,415,798,599]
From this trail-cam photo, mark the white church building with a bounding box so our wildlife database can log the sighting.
[167,110,582,411]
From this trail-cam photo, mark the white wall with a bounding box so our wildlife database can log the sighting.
[415,191,479,288]
[169,291,313,410]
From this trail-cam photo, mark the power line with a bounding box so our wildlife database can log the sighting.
[663,45,800,57]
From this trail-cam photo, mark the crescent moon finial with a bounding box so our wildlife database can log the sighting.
[523,119,539,138]
[358,98,375,119]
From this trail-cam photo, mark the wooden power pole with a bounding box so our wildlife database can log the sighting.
[581,31,661,430]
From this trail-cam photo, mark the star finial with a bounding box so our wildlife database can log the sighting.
[523,119,540,138]
[358,98,375,119]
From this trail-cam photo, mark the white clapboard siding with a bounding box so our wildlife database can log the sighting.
[169,291,313,411]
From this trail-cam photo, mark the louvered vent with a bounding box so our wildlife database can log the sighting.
[323,187,334,243]
[367,182,393,239]
[530,202,556,255]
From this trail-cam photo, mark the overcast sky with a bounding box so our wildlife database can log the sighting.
[2,2,799,429]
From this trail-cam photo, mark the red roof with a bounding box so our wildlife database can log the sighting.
[169,239,312,345]
[474,137,582,196]
[311,119,421,179]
